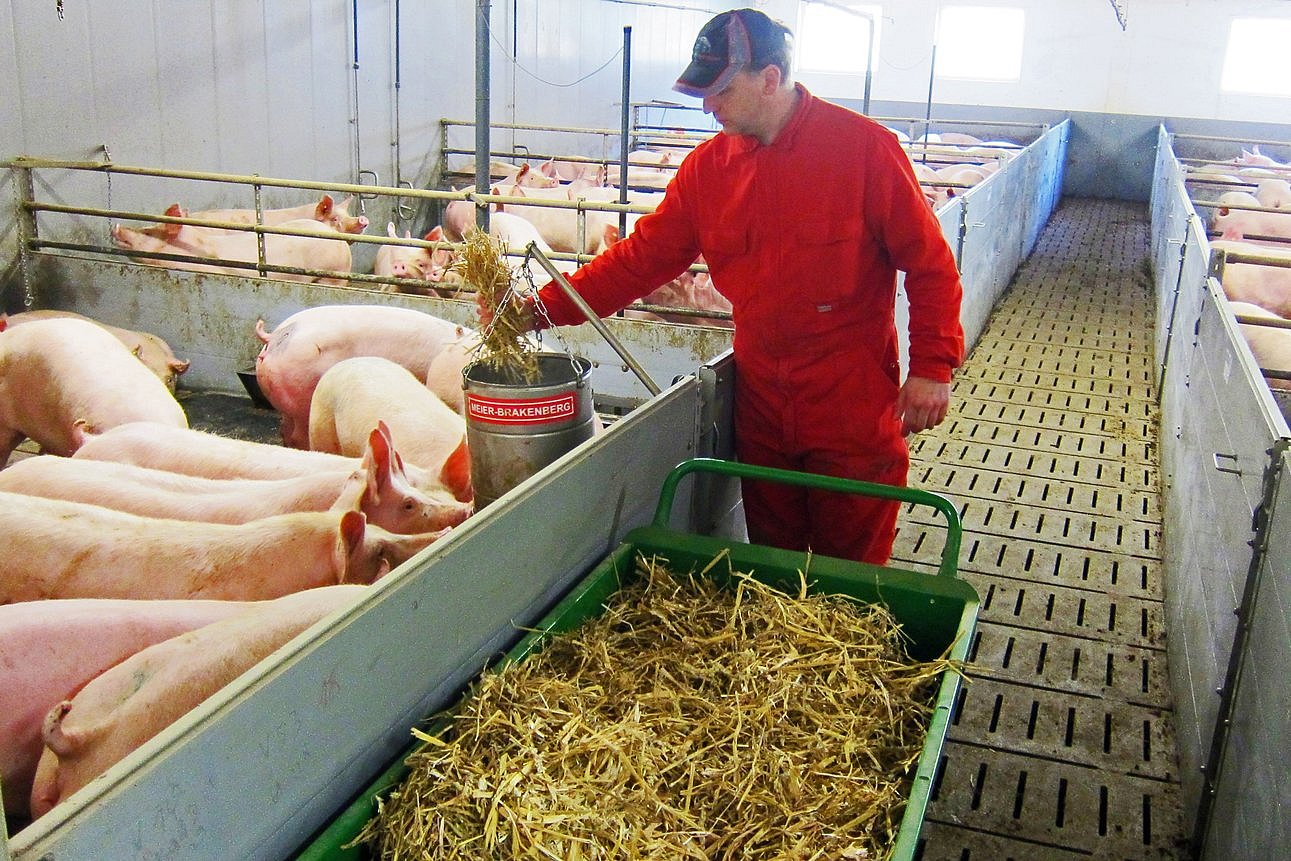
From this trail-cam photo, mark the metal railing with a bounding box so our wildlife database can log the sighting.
[7,156,727,323]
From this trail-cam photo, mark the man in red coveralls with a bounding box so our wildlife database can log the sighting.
[511,8,963,564]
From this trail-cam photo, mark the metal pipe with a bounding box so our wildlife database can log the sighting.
[861,10,876,116]
[921,44,936,164]
[442,118,623,136]
[7,157,469,202]
[475,0,491,234]
[351,0,362,182]
[526,242,661,395]
[619,26,632,238]
[392,0,403,192]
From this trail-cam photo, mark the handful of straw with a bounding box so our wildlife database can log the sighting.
[354,553,958,860]
[459,227,539,383]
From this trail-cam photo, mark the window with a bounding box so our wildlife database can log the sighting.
[795,2,882,76]
[934,6,1025,82]
[1221,18,1291,97]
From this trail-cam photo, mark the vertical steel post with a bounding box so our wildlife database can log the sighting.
[862,13,876,116]
[922,44,936,163]
[619,27,632,238]
[475,0,492,234]
[14,164,37,309]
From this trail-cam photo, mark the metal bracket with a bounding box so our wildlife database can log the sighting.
[1213,452,1242,476]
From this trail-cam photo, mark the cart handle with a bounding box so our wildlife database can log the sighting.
[653,457,963,579]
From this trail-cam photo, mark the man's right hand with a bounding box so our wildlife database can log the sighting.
[477,289,538,332]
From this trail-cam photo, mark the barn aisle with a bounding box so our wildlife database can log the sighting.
[893,198,1188,859]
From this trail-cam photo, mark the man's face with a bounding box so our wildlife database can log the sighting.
[702,67,772,138]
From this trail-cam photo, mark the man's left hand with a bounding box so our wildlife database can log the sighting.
[896,375,951,436]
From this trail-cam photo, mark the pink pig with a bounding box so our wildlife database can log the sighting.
[309,356,472,502]
[184,193,369,235]
[1,596,255,818]
[254,304,473,448]
[0,492,448,603]
[1211,191,1291,242]
[70,420,443,493]
[373,222,446,286]
[0,317,187,466]
[2,310,190,393]
[29,585,367,819]
[1,423,471,533]
[112,207,353,286]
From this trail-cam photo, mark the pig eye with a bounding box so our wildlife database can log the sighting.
[403,499,416,512]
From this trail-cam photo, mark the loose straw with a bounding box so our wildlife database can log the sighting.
[354,553,957,860]
[459,227,539,383]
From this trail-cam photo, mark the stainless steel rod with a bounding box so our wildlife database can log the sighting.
[526,241,661,395]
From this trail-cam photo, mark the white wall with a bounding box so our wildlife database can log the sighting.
[0,1,1288,197]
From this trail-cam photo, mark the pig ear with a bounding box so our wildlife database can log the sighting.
[0,313,6,333]
[439,436,474,503]
[540,160,556,178]
[385,222,398,238]
[170,359,191,375]
[374,420,409,475]
[316,194,335,218]
[425,226,444,242]
[338,509,367,563]
[366,424,396,485]
[601,224,620,249]
[164,203,185,218]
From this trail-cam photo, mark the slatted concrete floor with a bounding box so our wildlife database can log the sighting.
[892,198,1188,860]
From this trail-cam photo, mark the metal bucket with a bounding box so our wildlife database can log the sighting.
[463,352,595,508]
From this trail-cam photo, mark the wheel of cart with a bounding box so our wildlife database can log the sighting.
[294,457,980,860]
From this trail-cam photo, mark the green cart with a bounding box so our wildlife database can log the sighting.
[295,458,979,861]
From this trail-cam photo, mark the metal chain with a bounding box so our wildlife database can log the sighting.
[521,246,584,373]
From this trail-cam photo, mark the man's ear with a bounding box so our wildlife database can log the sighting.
[761,64,784,94]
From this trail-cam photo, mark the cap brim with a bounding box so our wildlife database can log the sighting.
[673,58,741,99]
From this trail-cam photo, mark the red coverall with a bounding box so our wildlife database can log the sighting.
[536,84,964,564]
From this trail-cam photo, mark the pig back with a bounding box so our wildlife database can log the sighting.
[29,585,367,818]
[0,492,367,602]
[0,597,253,818]
[0,319,187,457]
[254,305,473,416]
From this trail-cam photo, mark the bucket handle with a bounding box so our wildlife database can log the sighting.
[525,242,662,396]
[652,457,964,579]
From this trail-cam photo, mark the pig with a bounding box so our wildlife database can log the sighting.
[0,317,187,466]
[490,211,580,283]
[70,420,458,502]
[1,597,255,818]
[0,309,190,393]
[0,423,471,533]
[608,149,678,189]
[373,222,442,287]
[1210,191,1291,242]
[635,267,733,328]
[29,585,366,819]
[253,305,474,448]
[1255,179,1291,210]
[1237,146,1287,169]
[184,193,369,235]
[493,183,619,256]
[0,491,449,603]
[1228,300,1291,391]
[1212,239,1291,317]
[935,164,990,196]
[112,209,353,286]
[539,158,601,183]
[424,333,479,414]
[309,356,472,502]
